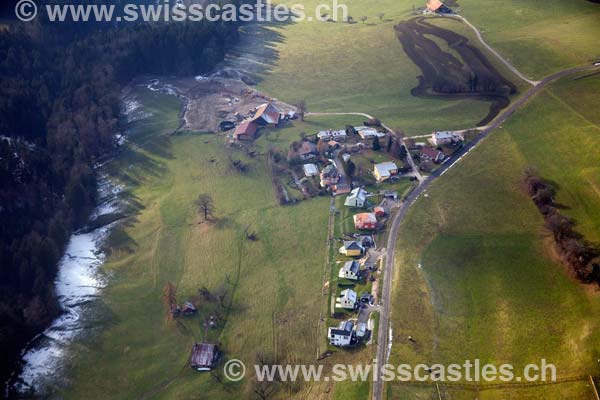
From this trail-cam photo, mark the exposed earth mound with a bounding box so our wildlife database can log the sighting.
[395,17,517,126]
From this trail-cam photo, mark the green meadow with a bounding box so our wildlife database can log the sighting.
[388,71,600,398]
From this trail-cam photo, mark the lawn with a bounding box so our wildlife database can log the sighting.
[60,85,333,399]
[388,71,600,398]
[457,0,600,78]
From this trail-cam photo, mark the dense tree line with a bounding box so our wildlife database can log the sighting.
[0,4,243,390]
[523,169,600,283]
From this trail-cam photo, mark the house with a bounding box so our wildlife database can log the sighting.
[355,322,368,339]
[383,190,398,200]
[336,288,357,309]
[420,147,445,163]
[344,187,368,208]
[190,343,219,371]
[339,260,361,280]
[373,162,399,182]
[328,320,354,347]
[426,0,453,13]
[251,102,281,125]
[355,126,386,140]
[333,183,351,195]
[431,131,464,146]
[233,120,258,141]
[342,153,351,163]
[358,235,375,248]
[320,164,340,187]
[303,163,319,177]
[181,302,197,315]
[296,141,317,160]
[317,129,347,141]
[339,241,365,257]
[353,213,378,230]
[374,206,385,217]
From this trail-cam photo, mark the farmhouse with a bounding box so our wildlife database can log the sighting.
[344,187,368,208]
[233,120,258,141]
[320,164,340,187]
[303,163,319,177]
[339,260,361,280]
[421,147,445,163]
[339,241,365,257]
[296,141,317,160]
[336,288,357,309]
[431,131,464,146]
[317,129,347,141]
[355,126,386,140]
[327,320,354,347]
[190,343,219,371]
[353,213,378,230]
[251,102,281,126]
[373,161,399,182]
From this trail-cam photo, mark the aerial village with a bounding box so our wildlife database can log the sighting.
[184,99,472,369]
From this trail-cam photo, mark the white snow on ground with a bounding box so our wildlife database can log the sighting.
[11,174,123,395]
[122,97,152,123]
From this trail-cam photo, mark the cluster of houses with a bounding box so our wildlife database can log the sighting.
[415,131,465,167]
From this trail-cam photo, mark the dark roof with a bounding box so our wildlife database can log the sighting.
[191,343,219,369]
[344,241,363,250]
[421,146,443,159]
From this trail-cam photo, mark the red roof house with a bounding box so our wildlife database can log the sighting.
[353,213,378,230]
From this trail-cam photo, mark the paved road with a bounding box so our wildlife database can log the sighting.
[448,15,541,86]
[371,63,599,400]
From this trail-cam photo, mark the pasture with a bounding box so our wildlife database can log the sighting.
[388,71,600,398]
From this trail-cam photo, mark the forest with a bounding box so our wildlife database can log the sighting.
[0,1,246,390]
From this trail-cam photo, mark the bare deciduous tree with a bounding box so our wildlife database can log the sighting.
[360,16,368,24]
[196,193,215,222]
[377,12,385,21]
[295,100,307,121]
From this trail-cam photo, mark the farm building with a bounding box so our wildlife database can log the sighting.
[353,213,378,230]
[339,240,365,257]
[373,162,399,182]
[233,120,258,141]
[320,164,340,187]
[339,260,361,280]
[431,131,464,146]
[251,102,281,125]
[426,0,453,13]
[303,163,319,177]
[421,147,445,163]
[328,320,354,347]
[190,343,219,371]
[355,126,386,140]
[336,288,357,309]
[344,187,368,208]
[318,129,347,141]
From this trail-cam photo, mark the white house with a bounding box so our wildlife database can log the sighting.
[336,289,357,310]
[327,320,354,347]
[431,131,464,146]
[344,187,368,208]
[317,129,347,141]
[355,126,386,140]
[373,162,399,182]
[303,163,319,177]
[339,261,361,280]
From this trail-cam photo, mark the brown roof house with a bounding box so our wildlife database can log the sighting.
[190,343,219,371]
[251,102,281,126]
[420,147,445,163]
[234,120,258,141]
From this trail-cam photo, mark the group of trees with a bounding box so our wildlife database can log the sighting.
[1,5,244,389]
[523,169,600,283]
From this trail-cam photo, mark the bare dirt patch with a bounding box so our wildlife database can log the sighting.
[395,17,517,126]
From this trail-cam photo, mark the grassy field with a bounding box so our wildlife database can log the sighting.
[388,71,600,398]
[251,0,530,134]
[458,0,600,78]
[60,86,338,399]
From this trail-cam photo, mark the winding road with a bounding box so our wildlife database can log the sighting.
[371,63,599,400]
